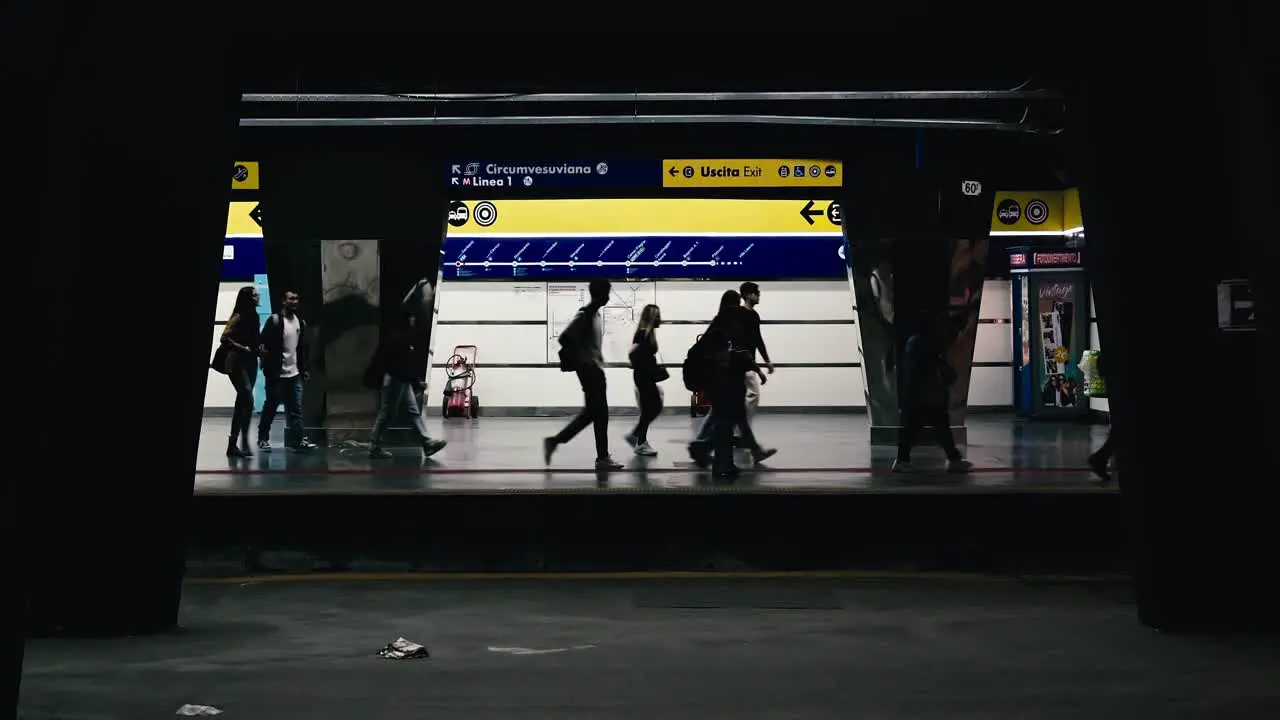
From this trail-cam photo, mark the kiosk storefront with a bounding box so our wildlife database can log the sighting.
[1009,248,1090,418]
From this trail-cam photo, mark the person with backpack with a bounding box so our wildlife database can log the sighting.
[256,289,317,453]
[684,293,776,471]
[892,311,972,474]
[544,279,623,470]
[683,290,769,478]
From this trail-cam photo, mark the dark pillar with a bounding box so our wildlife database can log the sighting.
[26,33,241,643]
[1072,9,1277,630]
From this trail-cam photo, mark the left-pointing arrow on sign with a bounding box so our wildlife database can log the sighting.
[668,166,678,177]
[799,200,823,226]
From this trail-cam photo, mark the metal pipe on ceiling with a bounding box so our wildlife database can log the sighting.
[241,89,1060,103]
[238,114,1042,131]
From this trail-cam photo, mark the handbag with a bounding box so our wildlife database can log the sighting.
[210,345,231,375]
[652,349,670,383]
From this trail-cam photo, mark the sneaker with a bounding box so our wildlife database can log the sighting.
[368,447,393,459]
[256,440,273,453]
[687,441,711,468]
[634,442,657,456]
[946,458,974,474]
[422,439,448,458]
[892,459,918,473]
[542,437,557,466]
[298,439,318,450]
[1087,452,1112,484]
[595,457,624,470]
[751,447,777,464]
[623,433,639,449]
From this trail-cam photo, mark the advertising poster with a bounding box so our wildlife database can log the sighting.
[1037,280,1082,407]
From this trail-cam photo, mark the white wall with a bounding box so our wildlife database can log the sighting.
[1088,290,1108,413]
[425,279,1016,413]
[204,279,1018,412]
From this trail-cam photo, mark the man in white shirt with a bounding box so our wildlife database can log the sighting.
[257,290,317,452]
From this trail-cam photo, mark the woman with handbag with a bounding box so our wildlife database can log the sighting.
[625,304,667,456]
[216,286,262,457]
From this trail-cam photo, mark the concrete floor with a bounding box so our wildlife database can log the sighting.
[19,577,1279,719]
[195,413,1111,494]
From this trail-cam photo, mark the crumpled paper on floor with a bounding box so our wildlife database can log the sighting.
[377,637,430,659]
[175,704,223,716]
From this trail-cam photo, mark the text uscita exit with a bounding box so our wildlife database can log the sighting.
[699,165,763,178]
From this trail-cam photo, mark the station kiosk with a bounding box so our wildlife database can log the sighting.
[1009,247,1090,419]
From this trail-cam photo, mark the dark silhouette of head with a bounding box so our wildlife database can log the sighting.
[718,290,742,316]
[588,279,611,306]
[232,286,259,318]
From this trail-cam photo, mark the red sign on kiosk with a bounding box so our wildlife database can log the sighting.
[1033,252,1081,267]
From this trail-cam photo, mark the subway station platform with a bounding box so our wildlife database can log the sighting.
[195,413,1111,495]
[186,414,1123,576]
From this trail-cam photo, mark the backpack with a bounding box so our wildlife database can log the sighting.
[682,333,715,392]
[557,308,587,372]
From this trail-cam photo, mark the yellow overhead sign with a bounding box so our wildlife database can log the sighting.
[447,198,844,236]
[231,161,260,191]
[990,190,1065,233]
[661,159,842,188]
[1061,188,1082,232]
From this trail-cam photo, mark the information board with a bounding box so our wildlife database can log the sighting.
[446,159,654,191]
[544,281,658,364]
[444,234,845,281]
[443,198,846,281]
[445,159,844,192]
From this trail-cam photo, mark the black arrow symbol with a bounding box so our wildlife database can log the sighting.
[249,202,263,227]
[668,166,677,177]
[799,200,823,225]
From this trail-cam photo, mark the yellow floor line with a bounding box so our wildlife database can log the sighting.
[186,570,1126,586]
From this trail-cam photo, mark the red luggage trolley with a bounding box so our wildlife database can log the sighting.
[689,334,711,417]
[442,345,479,419]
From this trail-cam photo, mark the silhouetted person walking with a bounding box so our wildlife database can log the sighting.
[545,279,622,470]
[216,286,261,458]
[625,303,665,456]
[893,313,972,474]
[1088,353,1115,483]
[367,312,448,459]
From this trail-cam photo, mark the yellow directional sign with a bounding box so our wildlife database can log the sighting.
[231,161,260,191]
[447,199,843,235]
[226,201,263,236]
[662,159,842,188]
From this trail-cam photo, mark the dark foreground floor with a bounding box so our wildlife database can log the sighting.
[20,577,1279,719]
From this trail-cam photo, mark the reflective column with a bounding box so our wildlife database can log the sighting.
[264,154,444,443]
[842,170,993,445]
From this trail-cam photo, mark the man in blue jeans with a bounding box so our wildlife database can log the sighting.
[257,289,317,452]
[367,312,448,459]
